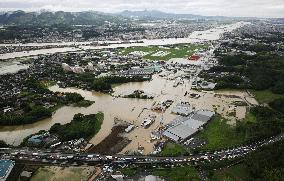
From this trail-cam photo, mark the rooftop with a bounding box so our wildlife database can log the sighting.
[0,160,15,180]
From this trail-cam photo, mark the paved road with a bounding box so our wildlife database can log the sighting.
[0,134,283,166]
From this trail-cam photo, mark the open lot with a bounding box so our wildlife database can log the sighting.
[31,166,96,181]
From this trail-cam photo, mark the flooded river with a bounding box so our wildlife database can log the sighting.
[0,74,174,146]
[0,22,248,61]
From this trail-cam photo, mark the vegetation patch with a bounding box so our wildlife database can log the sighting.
[251,89,284,104]
[49,112,103,141]
[152,166,199,181]
[160,142,189,157]
[210,164,249,181]
[197,115,246,151]
[119,167,138,177]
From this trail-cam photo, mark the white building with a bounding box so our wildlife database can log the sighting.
[62,63,72,72]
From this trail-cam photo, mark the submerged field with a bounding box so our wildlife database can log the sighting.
[118,43,208,60]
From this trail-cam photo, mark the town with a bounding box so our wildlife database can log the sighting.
[0,9,283,181]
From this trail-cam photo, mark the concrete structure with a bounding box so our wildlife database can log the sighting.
[0,160,15,181]
[163,110,215,142]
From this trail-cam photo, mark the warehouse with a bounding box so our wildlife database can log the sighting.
[163,110,215,142]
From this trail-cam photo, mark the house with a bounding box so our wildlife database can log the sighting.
[188,55,200,61]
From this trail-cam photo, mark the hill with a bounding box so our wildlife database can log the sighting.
[0,10,126,26]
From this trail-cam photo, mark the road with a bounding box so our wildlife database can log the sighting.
[0,134,283,166]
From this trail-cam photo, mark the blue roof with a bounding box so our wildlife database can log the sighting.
[28,135,43,143]
[0,160,14,178]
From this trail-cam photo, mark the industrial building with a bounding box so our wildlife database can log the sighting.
[163,110,215,142]
[0,160,15,181]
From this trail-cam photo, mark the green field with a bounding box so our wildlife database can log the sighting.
[152,166,200,181]
[197,115,246,151]
[119,167,138,177]
[160,142,189,157]
[210,164,249,181]
[250,89,284,104]
[243,112,257,123]
[117,43,207,60]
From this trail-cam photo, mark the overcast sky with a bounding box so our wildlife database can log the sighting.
[0,0,283,18]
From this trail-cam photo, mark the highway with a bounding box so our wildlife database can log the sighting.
[0,134,283,166]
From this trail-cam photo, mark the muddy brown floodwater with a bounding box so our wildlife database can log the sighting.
[0,22,253,147]
[0,73,258,152]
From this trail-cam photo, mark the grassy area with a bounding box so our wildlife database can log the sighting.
[31,168,55,181]
[243,112,257,123]
[152,166,200,181]
[160,142,189,157]
[119,167,138,177]
[197,115,246,151]
[118,44,207,60]
[210,164,249,181]
[73,100,94,107]
[250,89,284,104]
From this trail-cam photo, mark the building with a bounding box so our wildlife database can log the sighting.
[62,63,72,72]
[87,62,94,71]
[163,110,215,142]
[27,135,44,146]
[171,102,192,116]
[141,117,155,128]
[20,171,32,181]
[0,160,15,181]
[188,55,200,61]
[72,65,85,74]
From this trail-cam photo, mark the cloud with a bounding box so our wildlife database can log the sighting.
[0,0,283,18]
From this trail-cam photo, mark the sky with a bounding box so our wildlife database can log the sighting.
[0,0,283,18]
